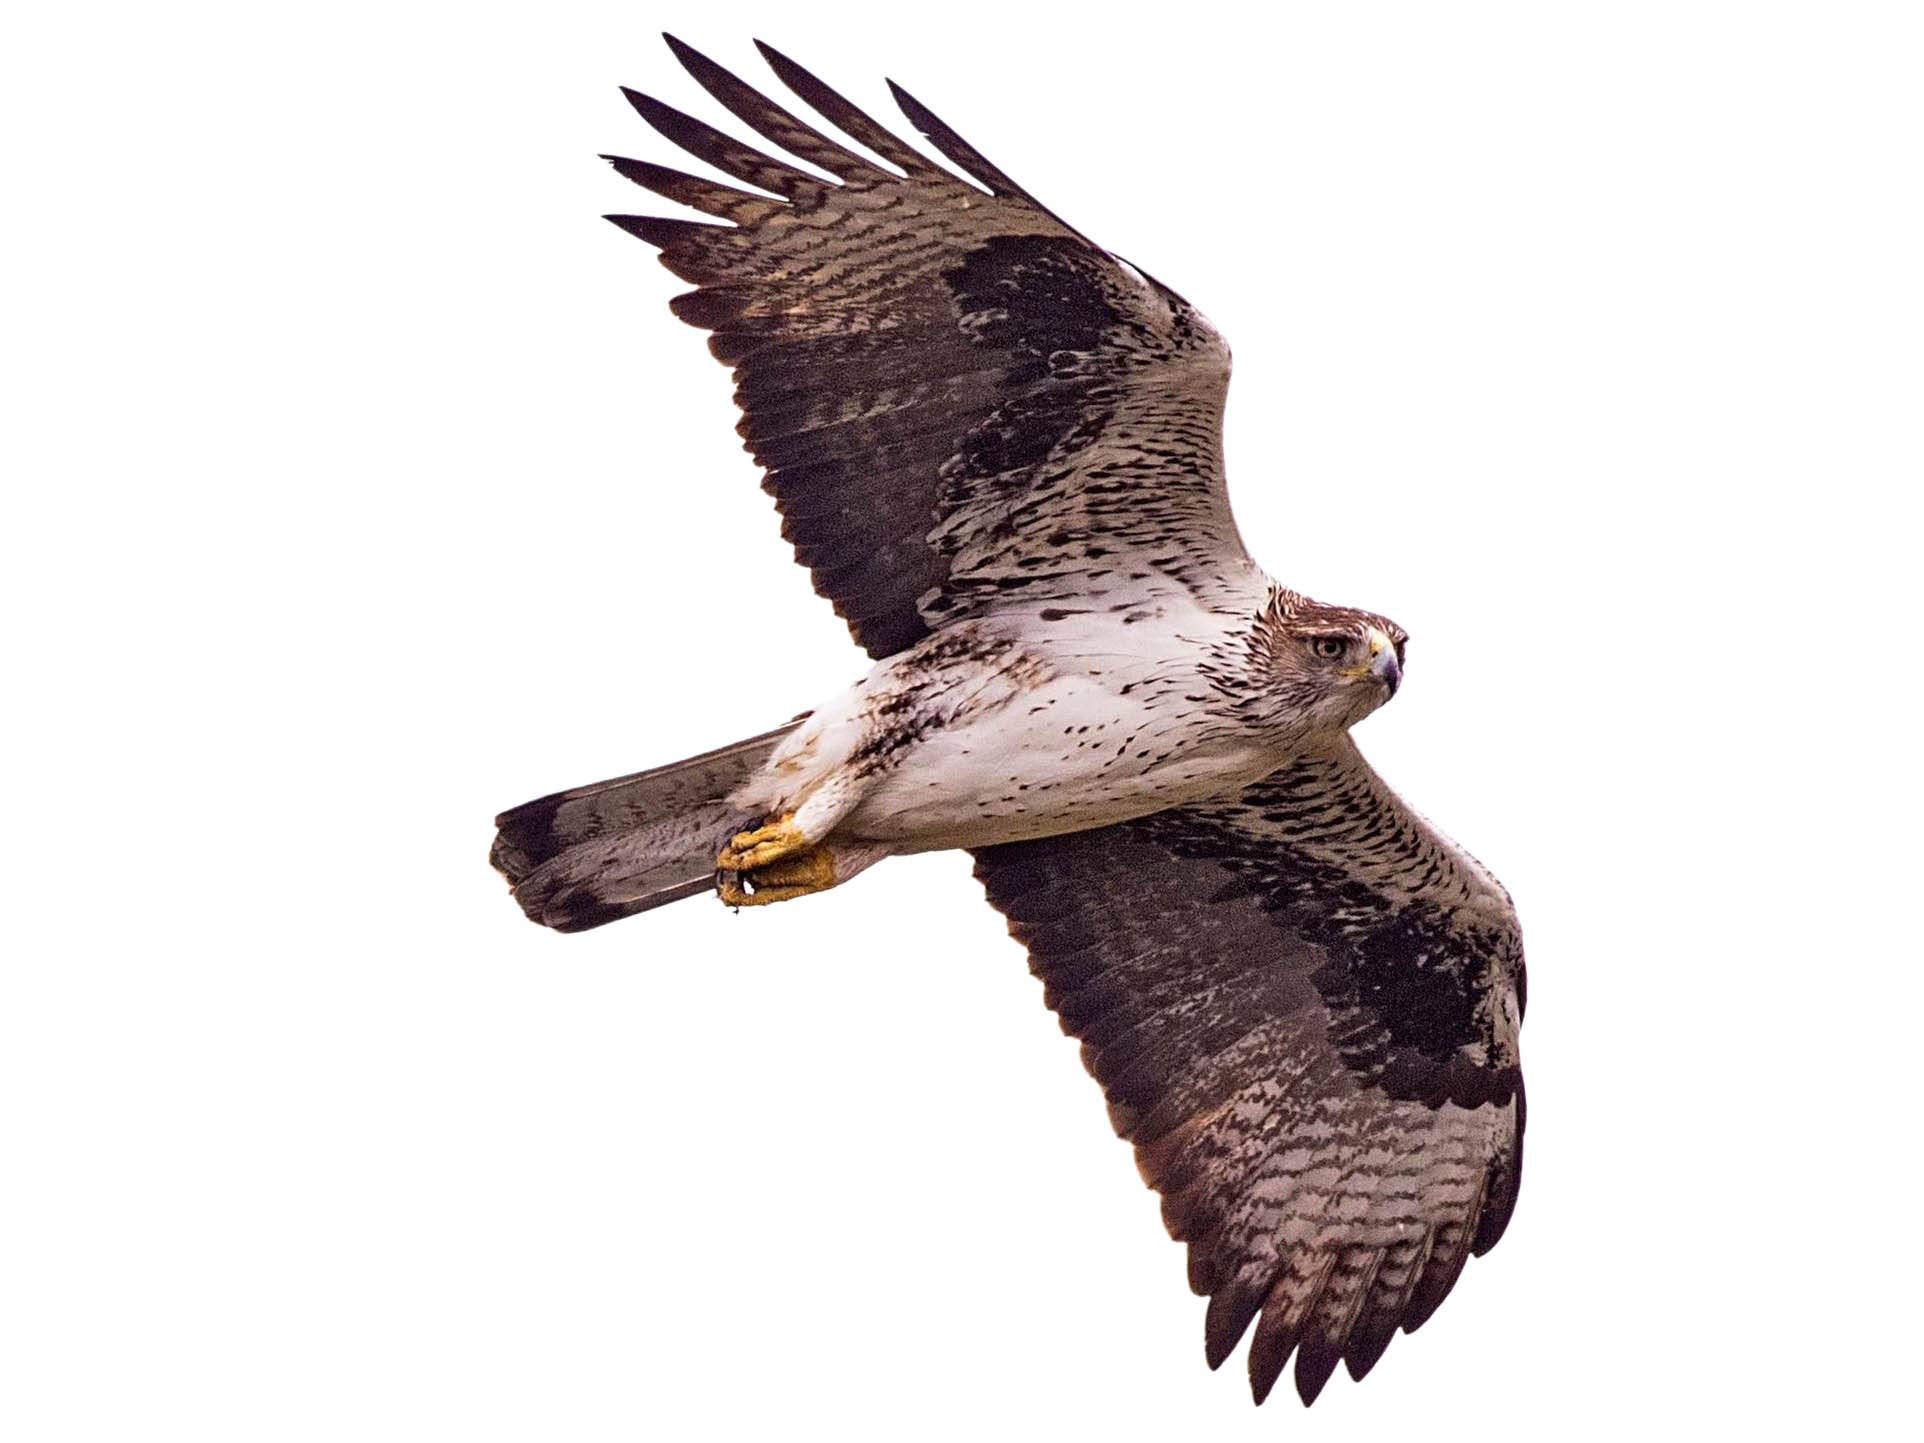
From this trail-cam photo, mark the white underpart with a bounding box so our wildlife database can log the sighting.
[732,592,1290,856]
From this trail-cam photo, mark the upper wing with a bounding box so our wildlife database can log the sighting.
[971,737,1525,1406]
[608,37,1249,658]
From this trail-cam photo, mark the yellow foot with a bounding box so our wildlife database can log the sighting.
[716,811,809,871]
[717,846,838,907]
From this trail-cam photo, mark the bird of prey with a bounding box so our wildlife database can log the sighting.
[492,35,1525,1409]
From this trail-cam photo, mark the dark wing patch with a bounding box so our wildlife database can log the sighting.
[1136,787,1521,1111]
[972,737,1525,1406]
[606,38,1241,658]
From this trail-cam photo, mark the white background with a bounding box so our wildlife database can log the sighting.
[6,3,1921,1438]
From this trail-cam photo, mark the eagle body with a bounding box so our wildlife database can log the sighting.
[491,34,1526,1412]
[734,593,1305,855]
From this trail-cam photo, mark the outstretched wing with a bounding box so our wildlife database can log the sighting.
[971,737,1525,1406]
[608,37,1249,658]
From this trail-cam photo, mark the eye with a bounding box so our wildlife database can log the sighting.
[1310,635,1347,660]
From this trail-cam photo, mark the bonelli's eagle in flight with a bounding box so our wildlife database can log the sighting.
[492,35,1525,1410]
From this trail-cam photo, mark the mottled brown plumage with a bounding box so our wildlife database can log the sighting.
[493,34,1525,1409]
[605,38,1242,659]
[974,737,1522,1404]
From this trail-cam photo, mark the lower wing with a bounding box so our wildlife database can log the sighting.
[971,735,1525,1405]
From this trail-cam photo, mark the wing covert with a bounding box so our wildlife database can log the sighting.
[971,736,1525,1405]
[607,37,1247,657]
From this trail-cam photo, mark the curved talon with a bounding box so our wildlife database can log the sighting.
[716,811,808,871]
[717,844,838,908]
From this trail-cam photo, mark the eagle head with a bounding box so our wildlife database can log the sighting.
[1253,591,1408,733]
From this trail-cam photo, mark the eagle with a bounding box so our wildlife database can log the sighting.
[492,35,1524,1410]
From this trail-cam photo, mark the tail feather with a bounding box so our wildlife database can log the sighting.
[492,718,804,931]
[509,799,756,932]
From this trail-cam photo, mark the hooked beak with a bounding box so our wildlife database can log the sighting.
[1358,625,1401,697]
